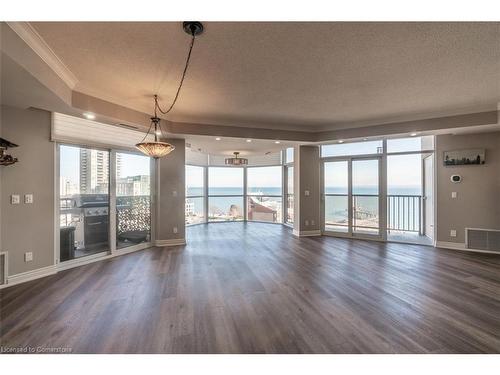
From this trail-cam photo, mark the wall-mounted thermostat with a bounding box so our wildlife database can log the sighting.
[450,175,462,183]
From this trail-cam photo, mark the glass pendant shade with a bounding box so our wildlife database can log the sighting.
[135,117,175,158]
[135,141,175,158]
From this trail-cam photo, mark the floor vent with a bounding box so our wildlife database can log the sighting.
[0,252,7,286]
[466,228,500,253]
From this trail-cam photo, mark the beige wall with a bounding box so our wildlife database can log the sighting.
[295,145,321,233]
[435,132,500,244]
[0,106,187,279]
[156,138,186,242]
[0,105,55,275]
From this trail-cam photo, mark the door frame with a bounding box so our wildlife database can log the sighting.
[320,155,384,241]
[55,143,155,268]
[422,153,436,244]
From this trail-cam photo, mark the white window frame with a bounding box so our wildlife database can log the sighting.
[320,136,436,244]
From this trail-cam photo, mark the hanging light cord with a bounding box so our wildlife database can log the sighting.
[156,31,196,115]
[139,29,197,144]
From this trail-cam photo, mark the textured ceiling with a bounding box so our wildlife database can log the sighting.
[31,22,500,131]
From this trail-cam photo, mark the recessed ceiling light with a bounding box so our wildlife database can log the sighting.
[246,139,252,143]
[363,138,368,141]
[83,112,95,120]
[410,132,418,137]
[275,141,281,144]
[338,140,344,144]
[215,137,221,141]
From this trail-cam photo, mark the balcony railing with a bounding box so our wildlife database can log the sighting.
[324,194,422,234]
[59,195,151,233]
[387,194,422,233]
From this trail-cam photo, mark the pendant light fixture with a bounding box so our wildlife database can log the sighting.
[136,21,204,158]
[225,152,248,166]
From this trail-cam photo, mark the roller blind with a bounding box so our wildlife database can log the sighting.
[52,112,153,150]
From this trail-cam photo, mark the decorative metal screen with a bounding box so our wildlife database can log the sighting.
[116,196,151,234]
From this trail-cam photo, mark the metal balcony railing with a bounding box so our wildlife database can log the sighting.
[387,195,422,233]
[324,193,422,234]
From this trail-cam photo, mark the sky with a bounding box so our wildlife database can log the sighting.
[60,145,150,184]
[62,138,428,190]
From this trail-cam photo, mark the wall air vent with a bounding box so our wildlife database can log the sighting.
[466,228,500,253]
[117,123,139,130]
[0,252,7,286]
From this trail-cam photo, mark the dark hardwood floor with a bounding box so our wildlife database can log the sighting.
[1,222,500,353]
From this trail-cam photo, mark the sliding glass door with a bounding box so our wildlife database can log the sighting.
[59,145,110,260]
[324,161,349,233]
[322,157,381,238]
[58,144,152,262]
[352,159,380,235]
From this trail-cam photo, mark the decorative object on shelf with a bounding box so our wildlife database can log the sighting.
[225,152,248,166]
[0,137,19,166]
[443,148,485,166]
[136,21,204,158]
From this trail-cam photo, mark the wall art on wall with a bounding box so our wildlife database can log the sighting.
[443,149,485,166]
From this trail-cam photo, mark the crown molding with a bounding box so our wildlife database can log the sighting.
[7,22,79,90]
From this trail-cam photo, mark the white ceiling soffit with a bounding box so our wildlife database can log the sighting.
[52,112,154,151]
[7,22,78,89]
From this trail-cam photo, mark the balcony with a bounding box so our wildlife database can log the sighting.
[324,194,432,244]
[387,194,431,245]
[59,194,151,259]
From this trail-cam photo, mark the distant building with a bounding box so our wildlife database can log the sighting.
[79,150,122,193]
[117,175,150,196]
[247,197,278,222]
[60,176,79,196]
[185,200,195,216]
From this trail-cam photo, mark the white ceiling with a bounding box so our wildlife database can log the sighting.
[31,22,500,132]
[185,134,297,157]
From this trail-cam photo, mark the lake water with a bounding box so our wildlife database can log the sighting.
[186,186,422,227]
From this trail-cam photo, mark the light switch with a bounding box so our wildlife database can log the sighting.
[304,190,310,196]
[25,194,34,204]
[11,194,20,204]
[451,192,457,199]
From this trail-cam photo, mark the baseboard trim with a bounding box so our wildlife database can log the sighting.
[436,241,499,254]
[155,238,186,247]
[293,230,321,237]
[2,264,57,289]
[2,243,155,289]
